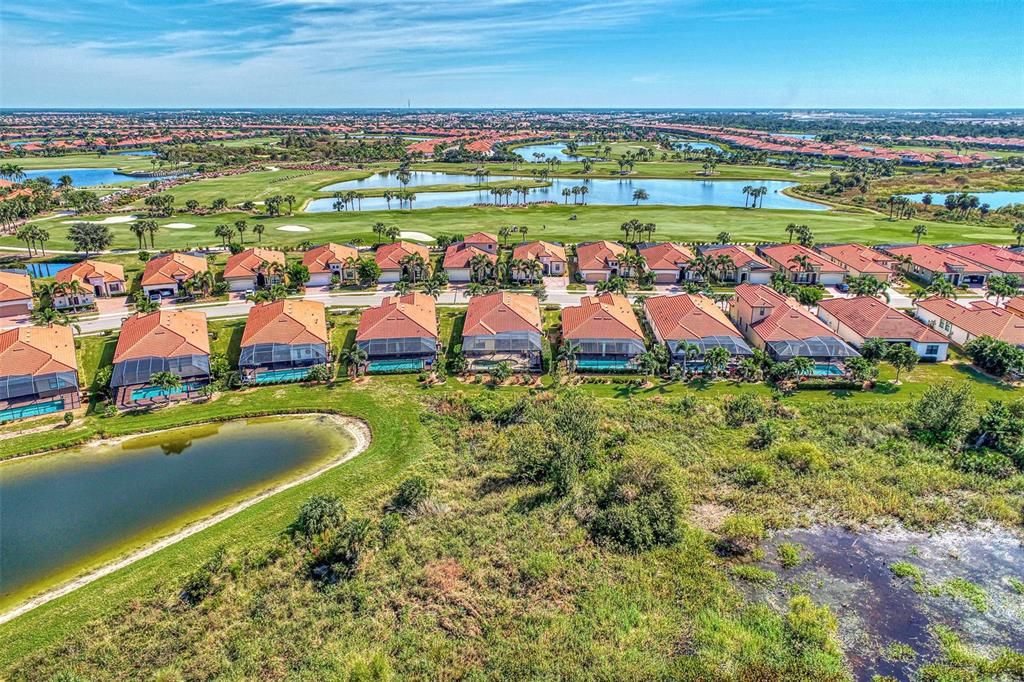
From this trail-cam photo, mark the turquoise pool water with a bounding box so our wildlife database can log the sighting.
[131,382,203,401]
[808,364,844,376]
[0,399,65,423]
[367,358,425,373]
[251,367,313,384]
[577,358,635,372]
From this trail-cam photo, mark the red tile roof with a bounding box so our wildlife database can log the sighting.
[443,242,496,269]
[638,243,694,271]
[759,243,846,273]
[374,241,431,270]
[701,244,771,271]
[733,284,840,342]
[0,325,77,376]
[114,310,210,362]
[576,240,627,271]
[917,297,1024,344]
[356,293,437,341]
[140,253,208,287]
[56,259,125,286]
[464,232,498,247]
[942,244,1024,276]
[885,244,989,275]
[302,243,359,274]
[0,271,33,302]
[818,297,946,343]
[224,248,286,279]
[1007,297,1024,318]
[241,300,328,346]
[816,243,893,276]
[562,293,643,340]
[463,292,541,336]
[644,294,742,340]
[513,240,566,263]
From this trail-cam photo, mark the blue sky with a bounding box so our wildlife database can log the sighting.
[2,0,1022,108]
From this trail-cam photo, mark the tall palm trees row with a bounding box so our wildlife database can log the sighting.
[619,218,656,243]
[742,185,769,208]
[559,185,590,205]
[15,224,50,255]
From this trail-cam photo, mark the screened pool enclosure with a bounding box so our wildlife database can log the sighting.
[356,336,436,362]
[764,336,859,362]
[110,355,211,388]
[666,336,753,362]
[239,342,329,370]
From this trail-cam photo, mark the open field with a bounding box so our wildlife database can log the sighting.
[3,153,179,173]
[0,374,1020,678]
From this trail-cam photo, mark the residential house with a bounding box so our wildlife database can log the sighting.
[575,240,630,282]
[1006,296,1024,317]
[239,300,330,382]
[140,253,209,299]
[111,310,211,405]
[915,297,1024,347]
[462,291,543,371]
[816,243,895,281]
[881,244,990,287]
[643,293,752,368]
[53,260,126,309]
[0,325,80,421]
[463,231,499,255]
[941,244,1024,281]
[0,271,34,317]
[757,243,847,285]
[512,241,567,280]
[693,244,773,284]
[730,284,859,365]
[817,296,948,361]
[637,242,694,284]
[374,241,431,283]
[224,248,286,292]
[302,243,360,286]
[355,293,438,372]
[444,240,497,283]
[562,293,646,370]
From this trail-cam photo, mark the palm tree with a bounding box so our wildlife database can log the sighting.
[742,185,753,208]
[1014,222,1024,246]
[561,188,572,204]
[339,346,369,379]
[785,223,799,243]
[235,220,248,245]
[394,281,412,296]
[632,188,649,206]
[130,221,148,249]
[846,274,890,301]
[31,306,70,326]
[400,253,426,283]
[372,222,387,246]
[145,220,160,249]
[912,224,928,244]
[385,225,401,243]
[925,277,958,299]
[557,341,578,375]
[578,185,589,205]
[791,357,815,378]
[717,231,731,244]
[285,194,296,215]
[423,280,442,298]
[703,346,731,378]
[677,341,700,373]
[149,371,182,403]
[58,175,73,190]
[253,223,265,242]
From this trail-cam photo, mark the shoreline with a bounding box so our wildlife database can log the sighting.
[0,413,371,625]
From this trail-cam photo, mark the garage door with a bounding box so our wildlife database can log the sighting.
[0,303,30,317]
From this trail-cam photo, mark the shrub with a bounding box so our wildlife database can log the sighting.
[296,494,347,538]
[717,514,765,555]
[378,512,402,547]
[63,412,74,426]
[749,420,780,450]
[674,394,698,414]
[506,422,554,482]
[589,455,684,552]
[733,462,773,488]
[180,547,229,605]
[774,442,827,474]
[777,542,805,569]
[912,382,977,448]
[306,364,332,382]
[723,393,767,427]
[389,476,432,513]
[954,449,1017,479]
[785,595,839,654]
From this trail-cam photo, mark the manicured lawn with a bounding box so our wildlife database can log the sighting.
[5,153,176,173]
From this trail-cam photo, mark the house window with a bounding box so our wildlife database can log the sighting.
[925,345,939,355]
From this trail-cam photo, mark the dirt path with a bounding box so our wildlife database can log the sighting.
[0,415,371,625]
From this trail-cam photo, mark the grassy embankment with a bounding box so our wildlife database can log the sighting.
[2,384,1021,679]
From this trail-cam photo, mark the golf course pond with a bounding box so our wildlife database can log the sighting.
[0,415,354,604]
[903,190,1024,210]
[22,167,180,187]
[307,170,825,212]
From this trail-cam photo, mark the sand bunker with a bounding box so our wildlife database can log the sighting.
[62,215,138,225]
[164,223,196,229]
[276,225,311,232]
[399,231,436,242]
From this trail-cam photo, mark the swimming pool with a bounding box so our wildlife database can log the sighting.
[0,399,65,423]
[366,358,425,374]
[807,364,844,376]
[576,358,636,372]
[251,367,315,384]
[131,382,204,401]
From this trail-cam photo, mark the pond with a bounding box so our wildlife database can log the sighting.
[0,415,353,603]
[308,171,824,212]
[755,525,1024,681]
[22,167,179,187]
[776,132,817,140]
[117,150,157,157]
[14,262,76,278]
[903,190,1024,210]
[512,143,581,162]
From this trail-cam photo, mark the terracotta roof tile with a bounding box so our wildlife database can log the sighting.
[241,300,329,347]
[942,244,1024,276]
[356,293,437,341]
[563,293,643,340]
[759,243,846,273]
[302,243,359,274]
[113,310,210,362]
[576,240,627,271]
[734,284,842,342]
[463,292,541,336]
[699,244,771,270]
[638,243,694,271]
[0,325,77,377]
[917,297,1024,344]
[816,243,893,275]
[884,244,990,275]
[644,294,742,340]
[375,241,431,270]
[56,259,125,286]
[818,296,946,343]
[224,248,286,279]
[141,253,208,287]
[513,240,566,263]
[0,271,32,302]
[443,242,496,269]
